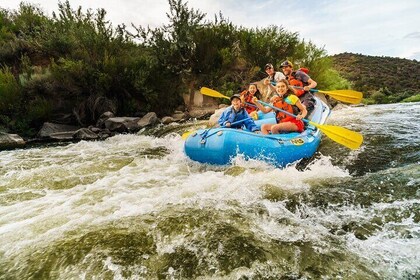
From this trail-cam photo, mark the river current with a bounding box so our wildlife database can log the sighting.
[0,102,419,279]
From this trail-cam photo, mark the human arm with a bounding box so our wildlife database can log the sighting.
[295,71,317,92]
[252,97,272,113]
[303,78,317,92]
[240,111,259,132]
[218,108,232,127]
[295,100,307,120]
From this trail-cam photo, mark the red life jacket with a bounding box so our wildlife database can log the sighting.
[271,95,294,122]
[288,68,309,97]
[241,90,257,114]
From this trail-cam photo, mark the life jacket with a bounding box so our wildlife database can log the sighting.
[288,68,309,97]
[271,94,295,122]
[241,89,258,114]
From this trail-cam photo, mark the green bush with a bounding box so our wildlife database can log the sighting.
[0,67,22,115]
[402,94,420,103]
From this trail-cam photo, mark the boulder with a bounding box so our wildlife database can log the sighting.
[37,122,80,138]
[73,128,99,140]
[188,107,218,119]
[96,111,115,128]
[0,133,25,149]
[171,112,187,122]
[48,132,76,141]
[209,108,226,126]
[137,112,158,128]
[161,116,175,124]
[88,126,101,133]
[93,96,117,119]
[104,117,141,132]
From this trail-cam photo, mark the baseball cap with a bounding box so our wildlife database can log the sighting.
[230,93,241,101]
[280,60,293,68]
[264,63,274,70]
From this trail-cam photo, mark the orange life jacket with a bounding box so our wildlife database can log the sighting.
[288,68,309,97]
[271,95,294,122]
[241,90,257,114]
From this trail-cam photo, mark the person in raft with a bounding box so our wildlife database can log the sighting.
[263,63,286,101]
[240,83,262,119]
[280,60,317,114]
[253,79,307,134]
[218,93,260,132]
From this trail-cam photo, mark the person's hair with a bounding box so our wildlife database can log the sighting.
[276,79,297,96]
[249,83,262,99]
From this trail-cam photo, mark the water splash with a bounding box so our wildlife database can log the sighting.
[0,103,419,279]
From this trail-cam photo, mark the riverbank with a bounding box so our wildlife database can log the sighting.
[0,104,222,150]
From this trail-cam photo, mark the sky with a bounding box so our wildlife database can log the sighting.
[2,0,419,60]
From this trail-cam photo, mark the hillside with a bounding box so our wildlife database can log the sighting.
[331,53,420,103]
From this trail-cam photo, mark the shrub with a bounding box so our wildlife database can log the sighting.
[0,67,22,115]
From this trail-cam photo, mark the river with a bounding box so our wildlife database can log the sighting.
[0,102,419,279]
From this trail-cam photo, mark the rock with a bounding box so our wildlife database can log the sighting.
[161,116,175,124]
[171,112,187,122]
[93,97,117,119]
[104,117,140,132]
[137,112,158,128]
[96,111,115,128]
[73,128,99,140]
[49,132,76,141]
[0,133,25,149]
[37,122,80,138]
[209,108,226,126]
[88,126,101,133]
[188,107,217,119]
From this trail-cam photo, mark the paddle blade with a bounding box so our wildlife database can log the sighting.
[181,130,195,140]
[200,87,230,100]
[318,89,363,104]
[310,122,363,150]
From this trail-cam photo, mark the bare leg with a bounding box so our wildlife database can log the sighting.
[261,124,273,135]
[270,122,298,134]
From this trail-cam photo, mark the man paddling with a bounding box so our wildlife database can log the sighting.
[280,60,317,114]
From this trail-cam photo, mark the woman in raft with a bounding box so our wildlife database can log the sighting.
[240,83,262,119]
[253,79,307,134]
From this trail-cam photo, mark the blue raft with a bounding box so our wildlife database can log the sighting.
[184,97,330,167]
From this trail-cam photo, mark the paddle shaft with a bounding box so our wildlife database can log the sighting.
[268,82,362,104]
[218,117,252,128]
[258,101,309,124]
[201,117,252,140]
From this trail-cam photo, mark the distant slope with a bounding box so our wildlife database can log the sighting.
[331,53,420,103]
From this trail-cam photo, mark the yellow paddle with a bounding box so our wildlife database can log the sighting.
[258,100,363,150]
[309,88,363,104]
[290,86,363,104]
[200,87,231,100]
[182,130,194,140]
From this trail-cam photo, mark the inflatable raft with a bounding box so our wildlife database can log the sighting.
[184,97,330,167]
